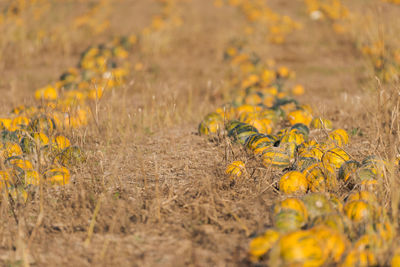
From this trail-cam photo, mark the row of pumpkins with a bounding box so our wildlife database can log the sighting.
[199,1,399,264]
[214,0,302,44]
[0,0,183,202]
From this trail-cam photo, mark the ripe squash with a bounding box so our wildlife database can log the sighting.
[344,200,375,224]
[287,109,313,127]
[328,129,349,147]
[248,229,280,262]
[279,171,308,195]
[339,249,377,267]
[225,161,246,179]
[274,210,307,232]
[310,225,349,263]
[302,193,334,220]
[322,147,350,169]
[273,197,308,221]
[274,230,325,267]
[262,147,291,168]
[311,118,333,130]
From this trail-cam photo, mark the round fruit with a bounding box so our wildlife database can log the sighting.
[328,129,349,147]
[302,193,334,220]
[274,210,306,232]
[273,197,308,221]
[344,200,375,223]
[287,109,313,127]
[310,225,349,263]
[279,171,308,195]
[225,161,246,179]
[262,147,291,168]
[311,118,333,130]
[277,230,325,266]
[322,147,350,169]
[346,191,377,206]
[340,249,377,267]
[248,229,280,262]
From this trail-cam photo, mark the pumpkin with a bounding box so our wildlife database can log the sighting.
[339,160,360,181]
[339,249,377,267]
[44,167,70,185]
[344,200,375,224]
[279,171,308,194]
[0,118,12,130]
[354,233,382,251]
[310,225,349,263]
[346,191,378,206]
[391,248,400,267]
[291,84,305,96]
[296,157,319,172]
[302,193,334,219]
[274,210,307,232]
[280,130,305,146]
[248,229,280,262]
[225,161,246,179]
[29,115,56,133]
[198,112,224,135]
[290,123,310,137]
[287,109,313,127]
[34,85,58,101]
[52,135,71,151]
[56,146,85,166]
[2,142,23,158]
[328,129,349,147]
[311,212,347,233]
[297,142,324,160]
[228,123,259,144]
[329,194,344,212]
[245,118,273,134]
[303,162,337,192]
[262,147,291,168]
[273,197,308,221]
[311,118,333,130]
[10,116,30,130]
[374,221,394,244]
[322,147,350,169]
[245,134,276,151]
[272,230,325,267]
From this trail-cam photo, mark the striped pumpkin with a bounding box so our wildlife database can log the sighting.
[262,147,291,168]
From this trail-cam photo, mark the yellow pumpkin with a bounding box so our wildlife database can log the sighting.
[279,171,308,195]
[273,197,308,221]
[311,118,333,130]
[52,135,71,151]
[302,193,334,219]
[225,161,246,179]
[391,248,400,267]
[248,229,280,262]
[291,84,305,96]
[310,225,349,263]
[275,230,325,267]
[344,200,375,223]
[262,147,291,168]
[339,249,377,267]
[328,129,349,147]
[322,147,350,169]
[274,210,306,232]
[44,167,71,186]
[347,191,377,206]
[287,109,313,127]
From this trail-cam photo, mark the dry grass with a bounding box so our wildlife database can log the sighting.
[1,0,400,266]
